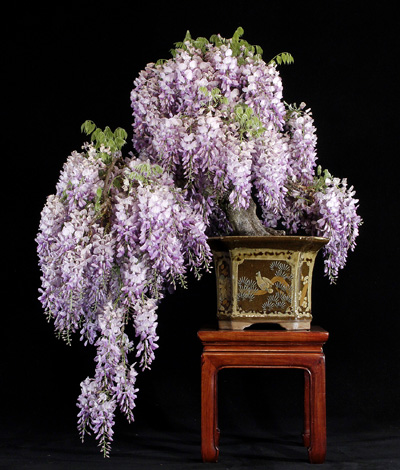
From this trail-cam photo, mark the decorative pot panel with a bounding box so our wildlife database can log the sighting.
[208,236,328,331]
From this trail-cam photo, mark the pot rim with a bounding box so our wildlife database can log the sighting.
[207,235,329,251]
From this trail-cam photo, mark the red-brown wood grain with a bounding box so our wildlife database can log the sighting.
[198,327,329,464]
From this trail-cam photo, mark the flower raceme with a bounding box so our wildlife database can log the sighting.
[131,29,361,282]
[36,143,211,456]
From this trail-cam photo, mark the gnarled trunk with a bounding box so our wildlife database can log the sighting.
[226,198,285,236]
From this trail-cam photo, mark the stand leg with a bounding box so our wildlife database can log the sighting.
[303,369,311,447]
[307,357,327,464]
[201,354,219,462]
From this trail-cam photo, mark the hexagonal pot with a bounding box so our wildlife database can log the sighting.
[208,236,328,330]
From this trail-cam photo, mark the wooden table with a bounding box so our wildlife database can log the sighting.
[198,326,329,464]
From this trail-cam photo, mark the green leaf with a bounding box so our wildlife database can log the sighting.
[99,152,111,164]
[268,52,294,66]
[194,37,208,50]
[114,127,128,140]
[106,140,117,152]
[104,126,113,140]
[113,177,122,189]
[114,136,126,149]
[255,45,263,57]
[230,41,241,57]
[241,40,254,55]
[81,120,96,135]
[91,128,104,145]
[235,106,244,116]
[153,164,163,174]
[232,26,244,42]
[209,34,223,47]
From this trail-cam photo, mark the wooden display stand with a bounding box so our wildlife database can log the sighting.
[198,326,329,464]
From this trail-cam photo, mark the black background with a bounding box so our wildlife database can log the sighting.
[2,1,399,468]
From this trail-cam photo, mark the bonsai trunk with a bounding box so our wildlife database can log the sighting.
[226,197,285,236]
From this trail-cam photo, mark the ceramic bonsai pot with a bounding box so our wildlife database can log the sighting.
[208,236,329,330]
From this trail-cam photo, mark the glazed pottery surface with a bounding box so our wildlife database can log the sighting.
[208,236,329,331]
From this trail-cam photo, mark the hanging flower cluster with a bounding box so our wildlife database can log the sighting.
[130,28,362,281]
[36,125,211,456]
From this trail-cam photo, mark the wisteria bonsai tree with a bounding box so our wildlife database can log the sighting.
[36,27,361,456]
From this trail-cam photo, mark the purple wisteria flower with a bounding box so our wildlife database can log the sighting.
[36,137,211,456]
[130,28,362,282]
